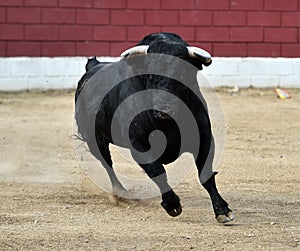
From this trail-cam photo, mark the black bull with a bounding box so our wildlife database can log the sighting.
[75,33,234,223]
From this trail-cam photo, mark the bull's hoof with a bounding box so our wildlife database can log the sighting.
[167,205,182,217]
[216,211,235,223]
[161,201,182,217]
[112,185,128,198]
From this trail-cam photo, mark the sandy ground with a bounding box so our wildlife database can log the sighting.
[0,88,299,250]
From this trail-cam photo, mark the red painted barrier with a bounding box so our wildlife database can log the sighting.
[0,0,299,57]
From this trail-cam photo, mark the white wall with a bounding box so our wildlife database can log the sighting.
[0,57,299,91]
[203,57,300,88]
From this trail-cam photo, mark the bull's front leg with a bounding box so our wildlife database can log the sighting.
[195,129,235,223]
[202,172,234,223]
[130,139,182,217]
[139,162,182,217]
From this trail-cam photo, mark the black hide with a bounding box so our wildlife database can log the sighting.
[74,32,233,222]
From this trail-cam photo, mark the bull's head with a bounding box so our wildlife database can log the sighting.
[121,45,211,66]
[119,33,212,120]
[121,32,212,67]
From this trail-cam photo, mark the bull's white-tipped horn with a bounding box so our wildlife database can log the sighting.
[120,45,149,58]
[187,46,212,64]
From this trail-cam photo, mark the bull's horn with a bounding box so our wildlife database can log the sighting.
[120,45,149,58]
[187,46,212,64]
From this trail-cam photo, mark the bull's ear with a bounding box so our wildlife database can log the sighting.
[86,56,100,71]
[187,46,212,66]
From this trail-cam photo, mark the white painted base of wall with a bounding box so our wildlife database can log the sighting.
[0,57,299,91]
[203,57,300,88]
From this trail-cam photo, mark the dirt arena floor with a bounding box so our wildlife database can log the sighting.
[0,88,299,250]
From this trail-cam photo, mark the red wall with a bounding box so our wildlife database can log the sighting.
[1,0,300,57]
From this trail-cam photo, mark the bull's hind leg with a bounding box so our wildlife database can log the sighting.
[96,137,127,197]
[139,162,182,217]
[195,129,234,223]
